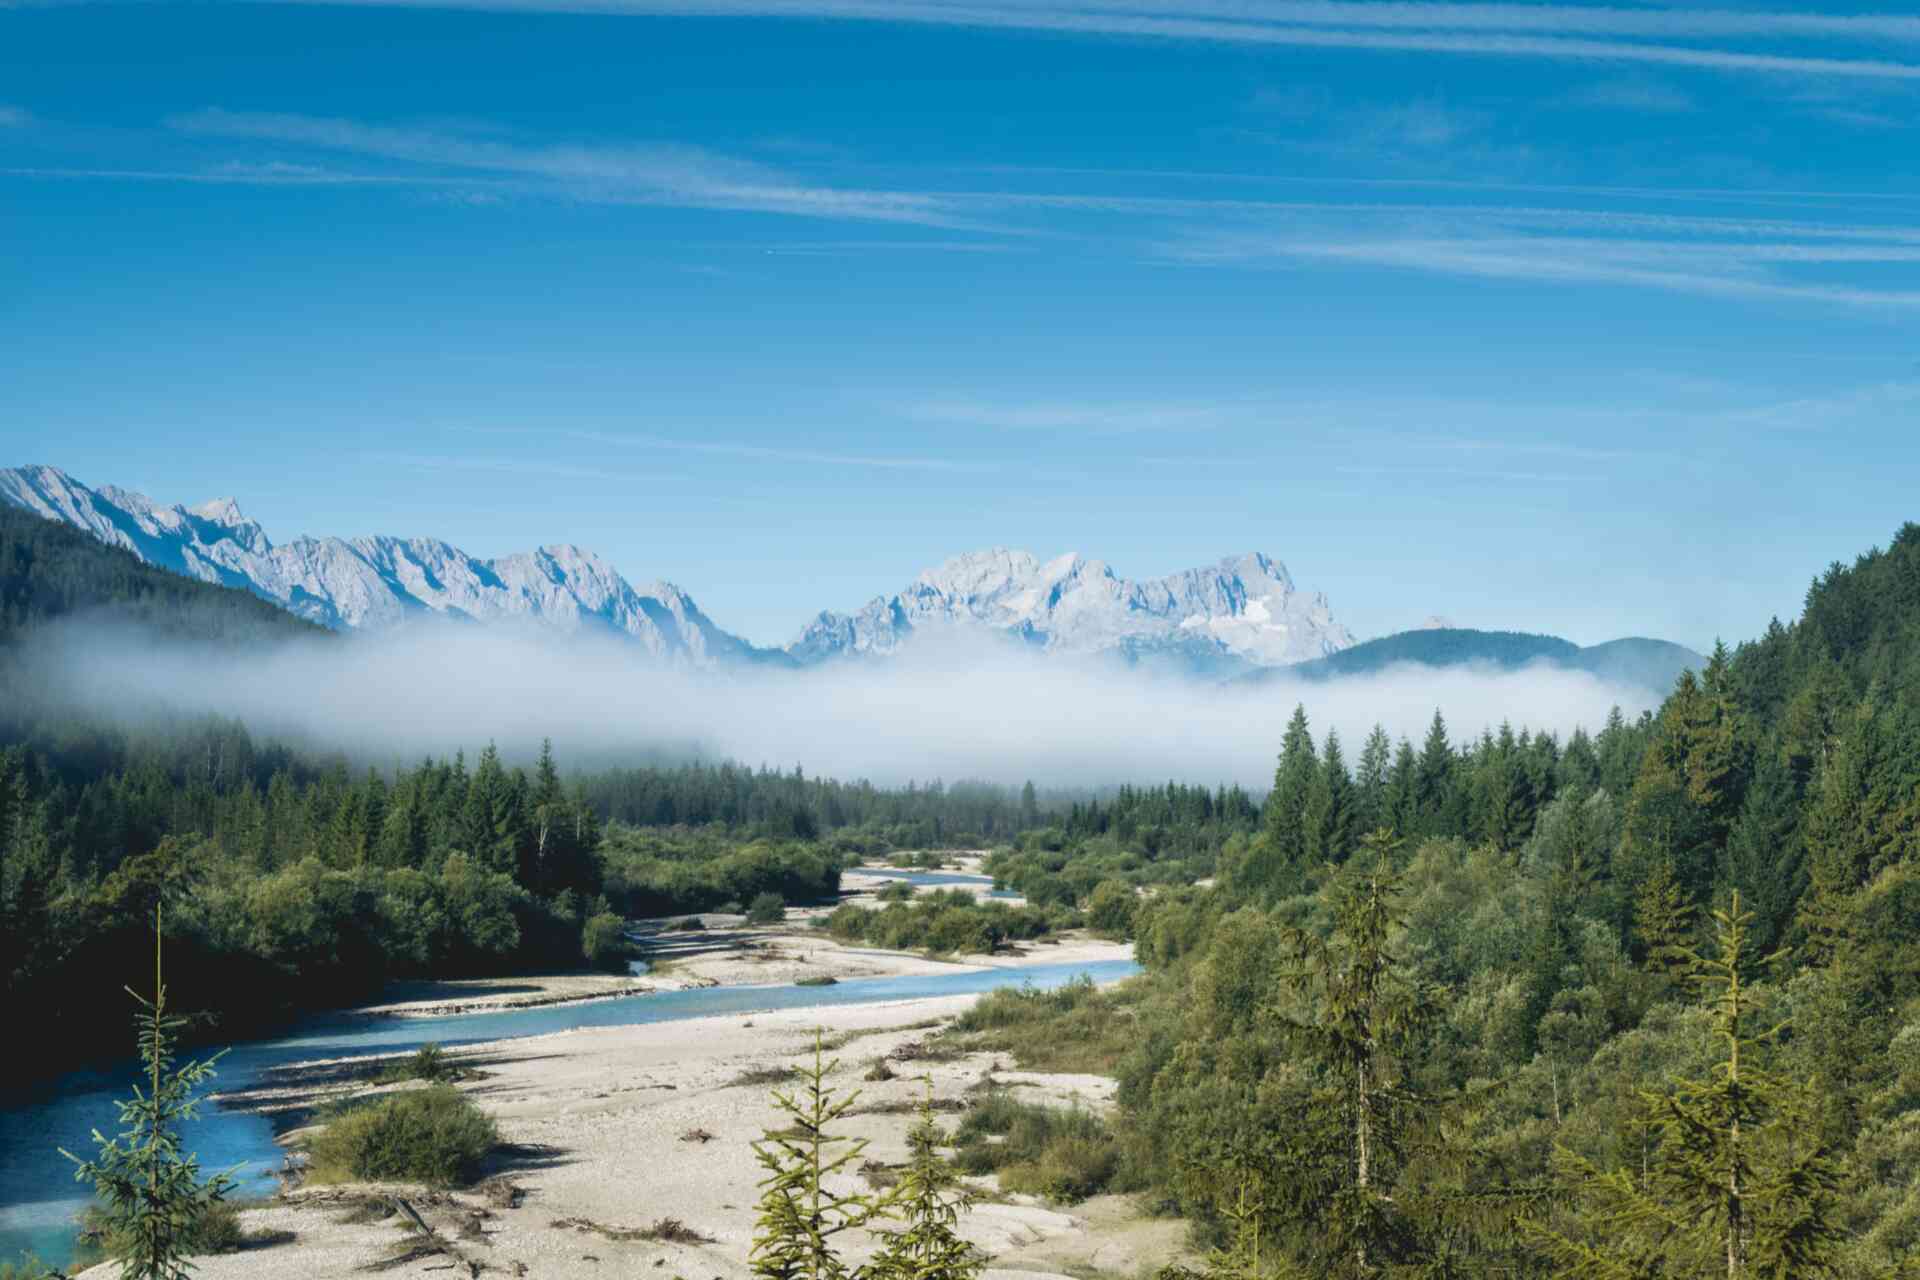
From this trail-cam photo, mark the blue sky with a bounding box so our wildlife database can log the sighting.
[4,0,1919,650]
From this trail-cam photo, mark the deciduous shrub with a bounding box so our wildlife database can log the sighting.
[305,1085,498,1188]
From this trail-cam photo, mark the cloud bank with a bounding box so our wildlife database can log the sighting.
[22,622,1660,787]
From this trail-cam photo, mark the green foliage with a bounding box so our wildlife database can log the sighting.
[1084,879,1137,939]
[600,827,843,918]
[61,909,237,1280]
[1524,897,1848,1278]
[303,1084,498,1188]
[75,1199,267,1266]
[581,910,629,971]
[951,976,1141,1074]
[866,1084,983,1280]
[952,1094,1122,1203]
[750,1034,886,1280]
[749,891,789,925]
[824,891,1059,955]
[375,1043,457,1085]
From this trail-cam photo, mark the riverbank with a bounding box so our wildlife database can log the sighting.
[77,932,1163,1280]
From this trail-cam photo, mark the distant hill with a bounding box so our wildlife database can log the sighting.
[0,503,326,646]
[1241,627,1704,695]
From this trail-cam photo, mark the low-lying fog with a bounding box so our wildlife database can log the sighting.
[24,622,1660,785]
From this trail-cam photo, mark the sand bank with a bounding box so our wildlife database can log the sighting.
[79,934,1169,1280]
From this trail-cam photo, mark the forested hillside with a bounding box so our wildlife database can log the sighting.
[962,523,1920,1278]
[1264,625,1704,693]
[0,505,323,645]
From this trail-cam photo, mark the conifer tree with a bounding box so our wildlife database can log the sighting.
[751,1033,887,1280]
[63,905,236,1280]
[1305,730,1356,866]
[1523,896,1848,1280]
[1720,753,1802,955]
[1244,831,1516,1277]
[1415,711,1454,836]
[1385,739,1419,838]
[1246,707,1317,898]
[866,1082,980,1280]
[1634,858,1697,982]
[1355,726,1393,836]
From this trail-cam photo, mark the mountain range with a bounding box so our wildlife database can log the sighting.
[0,464,1702,688]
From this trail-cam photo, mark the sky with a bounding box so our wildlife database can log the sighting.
[4,0,1919,652]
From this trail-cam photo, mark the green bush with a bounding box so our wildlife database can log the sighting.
[998,1133,1120,1202]
[952,1094,1120,1203]
[747,892,787,924]
[305,1085,498,1188]
[1084,880,1137,939]
[582,911,629,970]
[376,1042,456,1084]
[75,1199,263,1264]
[877,881,916,903]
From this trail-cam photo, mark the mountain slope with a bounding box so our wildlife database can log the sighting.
[1241,627,1704,694]
[0,503,327,646]
[0,465,774,666]
[790,548,1355,673]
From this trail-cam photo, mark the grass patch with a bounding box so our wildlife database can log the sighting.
[863,1058,897,1082]
[850,1096,967,1117]
[860,1159,902,1190]
[730,1064,800,1087]
[888,1038,967,1065]
[794,974,838,987]
[552,1216,716,1244]
[76,1198,293,1263]
[304,1085,498,1188]
[948,976,1139,1074]
[374,1043,470,1085]
[953,1094,1122,1204]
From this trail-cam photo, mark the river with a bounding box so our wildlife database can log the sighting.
[0,949,1137,1271]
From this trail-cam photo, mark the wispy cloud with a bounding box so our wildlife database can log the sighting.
[1170,232,1920,307]
[235,0,1920,81]
[1705,379,1920,432]
[0,162,495,187]
[167,108,989,226]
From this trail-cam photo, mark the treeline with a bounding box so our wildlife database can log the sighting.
[0,734,619,1086]
[599,827,845,917]
[982,523,1920,1277]
[0,503,324,646]
[575,762,1052,846]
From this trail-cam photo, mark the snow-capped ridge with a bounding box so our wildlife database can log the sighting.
[0,465,764,666]
[790,545,1353,672]
[3,465,1358,676]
